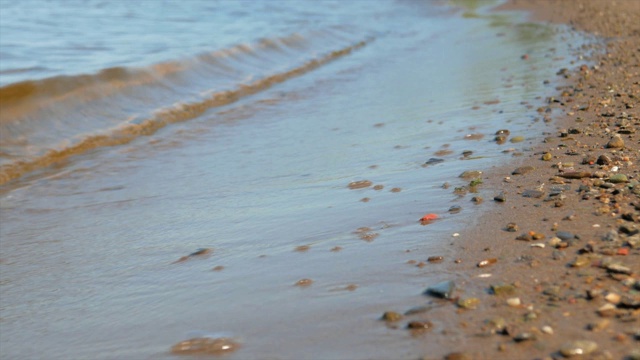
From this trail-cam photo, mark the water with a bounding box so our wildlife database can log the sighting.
[0,1,591,359]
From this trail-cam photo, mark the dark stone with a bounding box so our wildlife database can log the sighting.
[425,280,455,299]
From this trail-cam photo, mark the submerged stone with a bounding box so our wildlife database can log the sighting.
[171,337,240,355]
[425,280,455,299]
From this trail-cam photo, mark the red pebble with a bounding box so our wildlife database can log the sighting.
[617,248,629,256]
[420,214,439,222]
[521,54,529,60]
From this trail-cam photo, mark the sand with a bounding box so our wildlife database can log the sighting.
[406,1,640,359]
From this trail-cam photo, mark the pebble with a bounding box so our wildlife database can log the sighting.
[513,332,535,342]
[171,337,240,355]
[506,297,521,307]
[541,325,554,334]
[460,170,483,179]
[407,320,433,330]
[542,152,553,161]
[477,258,497,268]
[510,136,525,143]
[348,180,372,189]
[295,278,314,287]
[496,129,510,136]
[424,158,445,166]
[606,134,625,148]
[559,340,598,357]
[523,189,544,198]
[559,171,591,179]
[404,306,430,316]
[609,174,628,183]
[425,280,455,299]
[556,231,575,240]
[427,256,444,263]
[512,166,534,175]
[494,192,507,202]
[381,311,403,322]
[597,154,612,165]
[606,263,632,275]
[448,205,462,214]
[491,284,516,296]
[445,352,473,360]
[457,297,480,310]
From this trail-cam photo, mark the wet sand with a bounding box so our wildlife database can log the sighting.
[407,1,639,359]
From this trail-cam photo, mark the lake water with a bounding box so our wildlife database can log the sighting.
[0,1,591,359]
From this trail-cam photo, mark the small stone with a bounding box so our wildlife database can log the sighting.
[494,192,506,202]
[513,332,535,342]
[571,255,591,267]
[556,231,575,240]
[541,325,554,334]
[425,280,455,299]
[485,317,507,332]
[505,222,518,232]
[559,340,598,357]
[460,170,483,179]
[477,258,497,267]
[381,311,403,322]
[606,263,632,275]
[602,230,619,242]
[404,306,430,316]
[491,284,516,296]
[510,136,525,143]
[295,278,314,287]
[506,297,521,307]
[542,152,553,161]
[457,297,480,309]
[348,180,372,189]
[609,174,628,183]
[605,292,621,304]
[424,158,445,166]
[171,337,240,355]
[427,256,444,263]
[559,171,591,179]
[448,205,462,214]
[597,154,612,165]
[606,135,625,149]
[597,303,617,317]
[471,196,483,204]
[523,189,544,198]
[445,352,473,360]
[512,166,535,175]
[407,320,433,330]
[496,129,510,135]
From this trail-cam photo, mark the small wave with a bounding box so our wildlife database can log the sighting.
[0,31,370,186]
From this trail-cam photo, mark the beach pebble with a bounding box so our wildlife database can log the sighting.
[427,256,444,263]
[504,222,518,232]
[523,189,544,198]
[510,136,525,143]
[295,278,313,287]
[459,170,483,179]
[494,192,506,202]
[541,325,554,334]
[491,284,516,296]
[559,171,591,179]
[348,180,372,189]
[609,174,628,183]
[424,158,444,166]
[506,297,521,307]
[606,134,625,148]
[425,280,455,299]
[457,297,480,309]
[407,320,433,330]
[513,332,535,342]
[559,340,598,357]
[597,154,612,165]
[445,352,473,360]
[171,337,240,355]
[542,152,553,161]
[448,205,462,214]
[512,166,534,175]
[381,311,403,322]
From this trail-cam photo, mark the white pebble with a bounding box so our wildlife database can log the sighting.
[541,325,554,334]
[592,224,600,228]
[506,297,521,307]
[530,243,545,248]
[611,166,619,172]
[477,273,492,278]
[452,233,460,237]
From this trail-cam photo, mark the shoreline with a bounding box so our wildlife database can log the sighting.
[414,1,639,359]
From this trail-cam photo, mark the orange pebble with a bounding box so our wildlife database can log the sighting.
[617,248,629,256]
[420,213,439,222]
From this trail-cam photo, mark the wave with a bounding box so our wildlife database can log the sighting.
[0,30,371,186]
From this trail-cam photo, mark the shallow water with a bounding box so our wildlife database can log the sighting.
[0,1,592,359]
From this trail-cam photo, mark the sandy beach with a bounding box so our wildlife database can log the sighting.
[403,1,639,359]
